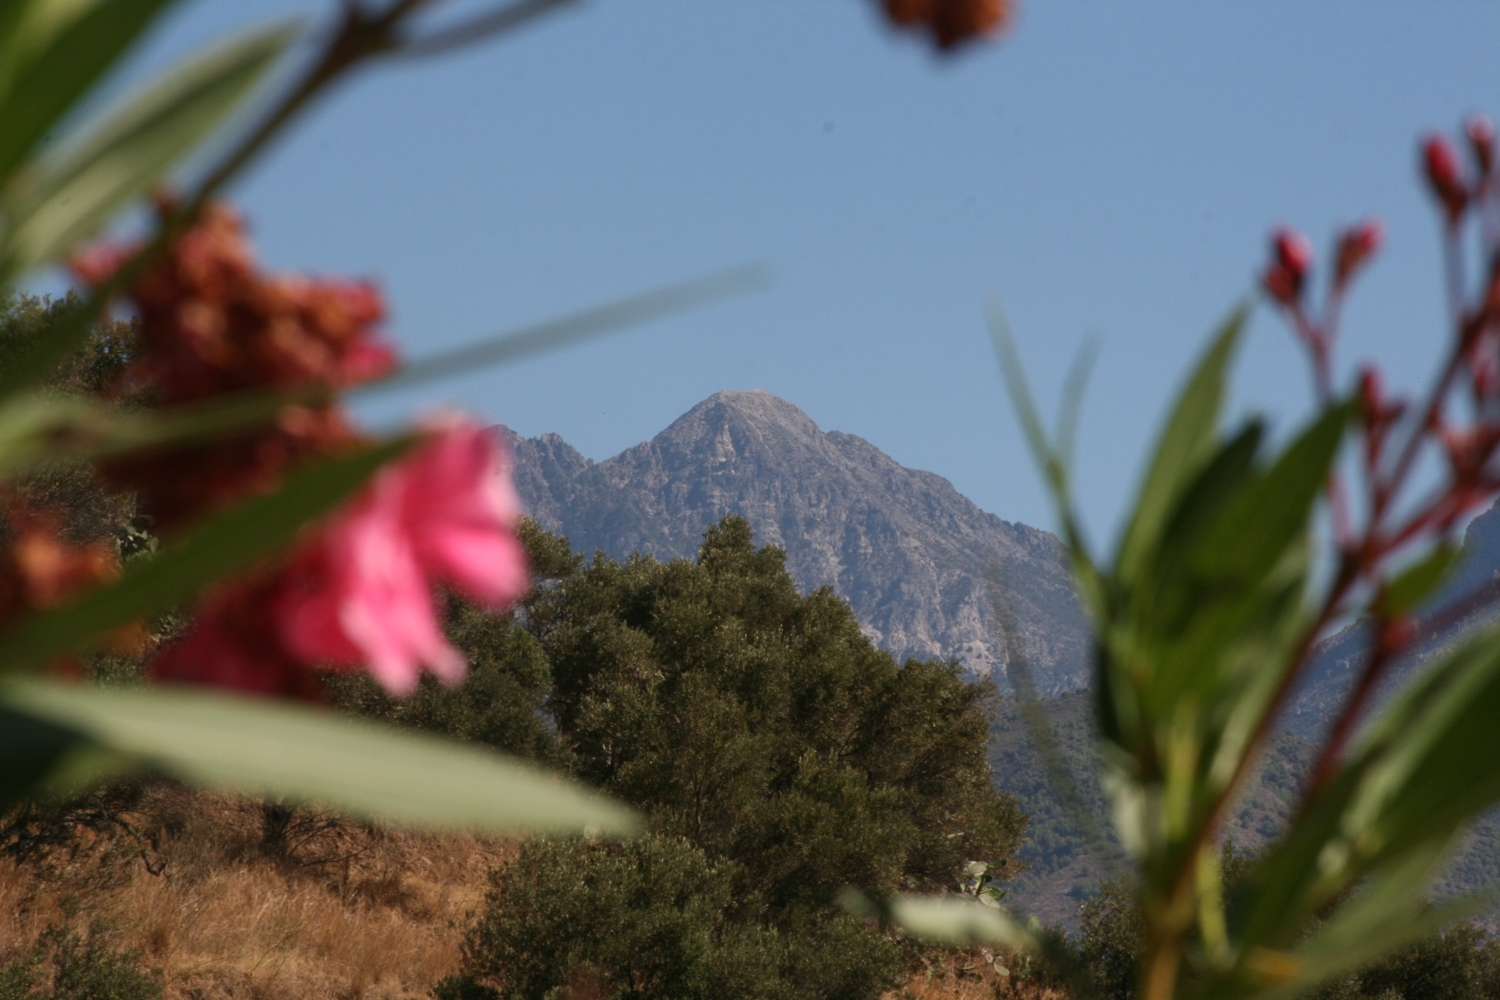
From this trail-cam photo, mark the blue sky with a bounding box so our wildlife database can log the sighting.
[65,1,1500,543]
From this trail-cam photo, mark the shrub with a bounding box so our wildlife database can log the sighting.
[0,925,161,1000]
[445,833,903,1000]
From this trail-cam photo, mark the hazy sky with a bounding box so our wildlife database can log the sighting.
[63,1,1500,543]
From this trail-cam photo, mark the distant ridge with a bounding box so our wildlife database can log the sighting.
[499,390,1092,693]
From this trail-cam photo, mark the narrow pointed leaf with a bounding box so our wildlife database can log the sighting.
[0,0,184,186]
[1115,304,1248,582]
[0,680,638,835]
[1192,402,1350,585]
[1,21,296,278]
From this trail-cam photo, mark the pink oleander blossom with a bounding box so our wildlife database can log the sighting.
[155,421,530,697]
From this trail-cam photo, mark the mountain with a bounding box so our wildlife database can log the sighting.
[498,390,1500,925]
[499,390,1092,693]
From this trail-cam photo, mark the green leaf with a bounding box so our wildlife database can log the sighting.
[1191,402,1350,586]
[1381,544,1462,618]
[1253,889,1494,1000]
[0,20,297,280]
[1114,304,1248,583]
[0,680,638,835]
[1243,626,1500,954]
[838,889,1036,950]
[1341,631,1500,866]
[988,305,1102,612]
[0,0,184,187]
[0,437,412,673]
[0,1,90,100]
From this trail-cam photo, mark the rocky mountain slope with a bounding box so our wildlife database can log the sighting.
[500,390,1092,693]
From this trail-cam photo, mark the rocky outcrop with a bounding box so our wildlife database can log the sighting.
[500,390,1091,692]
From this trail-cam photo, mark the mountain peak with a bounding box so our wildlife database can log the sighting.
[503,390,1091,688]
[678,389,819,430]
[654,390,825,462]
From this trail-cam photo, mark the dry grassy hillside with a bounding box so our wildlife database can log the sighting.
[0,785,1062,1000]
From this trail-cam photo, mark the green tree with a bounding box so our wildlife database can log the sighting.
[0,294,139,548]
[530,517,1025,911]
[442,834,903,1000]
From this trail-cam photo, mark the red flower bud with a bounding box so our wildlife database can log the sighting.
[1334,219,1383,291]
[1423,135,1469,223]
[1468,115,1497,177]
[881,0,1012,51]
[1262,227,1312,307]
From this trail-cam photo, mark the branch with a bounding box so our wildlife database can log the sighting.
[391,0,582,60]
[1301,573,1500,803]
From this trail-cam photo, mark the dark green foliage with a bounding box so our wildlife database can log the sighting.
[1076,879,1143,1000]
[0,293,136,397]
[1071,868,1500,1000]
[529,517,1025,911]
[1309,924,1500,1000]
[419,518,1022,996]
[445,834,903,1000]
[0,925,162,1000]
[328,598,568,766]
[0,293,139,547]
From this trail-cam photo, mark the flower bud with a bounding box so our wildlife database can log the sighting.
[1334,219,1383,291]
[1262,227,1312,306]
[1423,135,1469,222]
[881,0,1011,52]
[1468,115,1496,177]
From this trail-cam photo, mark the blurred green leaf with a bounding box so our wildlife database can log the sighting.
[1191,402,1350,586]
[0,0,184,187]
[1115,304,1248,584]
[1241,627,1500,958]
[0,0,87,100]
[0,436,412,672]
[838,889,1036,950]
[1253,888,1493,1000]
[0,680,639,835]
[1381,544,1461,618]
[988,305,1102,612]
[0,20,296,281]
[1341,630,1500,868]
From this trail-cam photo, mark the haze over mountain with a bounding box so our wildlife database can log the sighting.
[500,389,1092,693]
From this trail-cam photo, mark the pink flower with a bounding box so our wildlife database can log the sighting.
[153,420,530,698]
[275,420,529,695]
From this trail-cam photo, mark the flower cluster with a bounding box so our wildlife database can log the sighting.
[72,205,529,697]
[879,0,1012,51]
[72,202,396,531]
[154,420,528,697]
[1258,114,1500,773]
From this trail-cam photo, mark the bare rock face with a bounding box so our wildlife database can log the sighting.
[499,390,1090,692]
